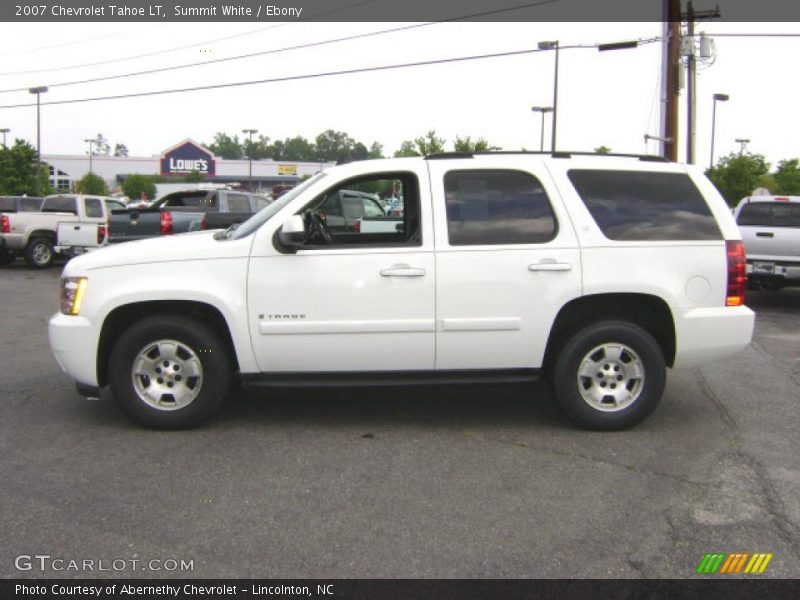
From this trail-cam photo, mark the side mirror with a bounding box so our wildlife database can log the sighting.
[278,215,306,248]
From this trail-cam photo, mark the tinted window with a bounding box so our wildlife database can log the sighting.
[19,198,43,211]
[0,197,16,212]
[84,198,103,218]
[737,202,800,228]
[444,170,557,246]
[568,170,721,241]
[106,201,126,212]
[42,196,78,214]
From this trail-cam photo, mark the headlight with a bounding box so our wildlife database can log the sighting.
[60,277,88,315]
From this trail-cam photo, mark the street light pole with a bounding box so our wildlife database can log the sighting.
[0,128,9,147]
[242,128,257,191]
[735,138,750,155]
[531,106,553,151]
[537,41,560,152]
[84,138,97,174]
[28,86,48,196]
[709,93,729,169]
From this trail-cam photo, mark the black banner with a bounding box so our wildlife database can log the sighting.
[3,579,800,600]
[3,0,800,22]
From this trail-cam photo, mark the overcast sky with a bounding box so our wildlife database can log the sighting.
[0,20,796,168]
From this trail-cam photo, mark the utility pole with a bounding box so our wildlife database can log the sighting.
[663,0,681,162]
[685,0,696,164]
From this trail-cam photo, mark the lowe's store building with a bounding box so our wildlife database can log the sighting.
[42,139,333,196]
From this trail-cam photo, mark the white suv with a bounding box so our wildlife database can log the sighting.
[48,153,755,430]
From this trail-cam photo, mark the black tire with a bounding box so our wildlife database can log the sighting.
[24,236,55,269]
[550,320,666,431]
[109,315,232,429]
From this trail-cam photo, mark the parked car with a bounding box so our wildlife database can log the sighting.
[1,194,124,268]
[108,189,271,244]
[49,153,754,430]
[318,189,386,232]
[733,195,800,290]
[0,196,44,264]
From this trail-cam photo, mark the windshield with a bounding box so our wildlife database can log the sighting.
[231,173,326,240]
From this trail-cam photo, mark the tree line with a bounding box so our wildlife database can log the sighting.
[705,153,800,205]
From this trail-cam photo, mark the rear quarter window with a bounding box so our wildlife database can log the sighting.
[567,170,721,241]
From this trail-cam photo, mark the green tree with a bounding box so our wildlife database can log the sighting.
[271,136,316,161]
[454,136,498,152]
[315,129,358,163]
[773,159,800,195]
[206,132,243,159]
[414,130,446,156]
[594,145,612,154]
[113,143,129,157]
[393,140,420,157]
[121,174,157,200]
[706,152,771,206]
[368,142,384,159]
[0,139,52,195]
[183,170,206,183]
[78,172,109,195]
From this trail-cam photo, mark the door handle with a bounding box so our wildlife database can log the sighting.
[529,260,572,272]
[73,226,80,230]
[756,232,774,238]
[380,264,426,277]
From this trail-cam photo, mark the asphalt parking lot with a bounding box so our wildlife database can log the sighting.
[1,262,798,579]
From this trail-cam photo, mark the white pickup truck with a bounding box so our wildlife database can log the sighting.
[733,195,800,290]
[48,153,754,430]
[1,194,125,267]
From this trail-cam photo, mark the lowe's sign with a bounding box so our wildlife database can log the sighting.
[160,140,216,176]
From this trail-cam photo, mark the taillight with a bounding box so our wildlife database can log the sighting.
[0,215,9,234]
[353,219,361,233]
[97,224,106,244]
[199,215,207,230]
[160,211,173,235]
[775,196,790,202]
[726,240,747,307]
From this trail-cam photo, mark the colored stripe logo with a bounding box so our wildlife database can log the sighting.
[697,552,773,574]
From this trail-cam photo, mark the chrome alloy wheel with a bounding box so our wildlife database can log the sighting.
[31,242,51,266]
[577,343,645,412]
[131,339,204,411]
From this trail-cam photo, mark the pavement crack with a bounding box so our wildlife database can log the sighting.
[695,369,738,433]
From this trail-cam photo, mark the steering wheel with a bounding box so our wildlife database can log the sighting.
[307,211,333,244]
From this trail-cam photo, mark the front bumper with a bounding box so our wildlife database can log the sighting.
[48,312,99,387]
[673,305,755,368]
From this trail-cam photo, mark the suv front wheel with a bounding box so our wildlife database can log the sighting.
[109,315,232,429]
[551,320,666,430]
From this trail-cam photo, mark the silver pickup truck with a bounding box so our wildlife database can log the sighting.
[1,194,125,268]
[734,195,800,290]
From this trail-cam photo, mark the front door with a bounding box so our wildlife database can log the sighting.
[247,167,436,372]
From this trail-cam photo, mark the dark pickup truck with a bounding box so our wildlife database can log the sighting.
[108,189,271,244]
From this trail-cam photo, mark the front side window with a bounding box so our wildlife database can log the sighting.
[42,196,78,214]
[19,198,43,212]
[444,170,557,246]
[298,172,420,247]
[567,170,722,241]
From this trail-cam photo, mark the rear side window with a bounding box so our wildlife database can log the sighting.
[42,196,78,214]
[19,198,43,212]
[444,170,557,245]
[84,198,103,218]
[0,197,17,212]
[737,202,800,227]
[567,170,721,241]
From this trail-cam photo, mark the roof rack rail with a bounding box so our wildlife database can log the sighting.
[424,150,670,163]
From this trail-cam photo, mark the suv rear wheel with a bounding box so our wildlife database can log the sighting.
[551,320,666,430]
[109,315,232,429]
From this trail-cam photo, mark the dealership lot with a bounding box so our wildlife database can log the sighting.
[1,263,798,579]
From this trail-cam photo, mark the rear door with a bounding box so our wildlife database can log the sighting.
[736,199,800,260]
[427,157,582,370]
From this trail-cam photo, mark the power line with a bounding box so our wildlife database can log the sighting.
[0,37,660,111]
[0,0,561,94]
[0,0,377,76]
